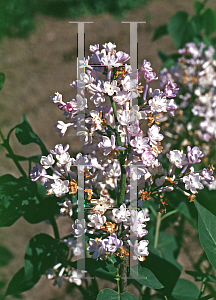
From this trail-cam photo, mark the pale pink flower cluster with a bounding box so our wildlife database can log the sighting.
[30,42,214,287]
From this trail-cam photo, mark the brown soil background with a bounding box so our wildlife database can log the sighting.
[1,0,216,299]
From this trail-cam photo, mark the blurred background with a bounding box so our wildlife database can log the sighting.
[0,0,216,299]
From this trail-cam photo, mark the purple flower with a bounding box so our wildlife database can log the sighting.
[89,44,100,54]
[103,233,123,253]
[140,60,153,73]
[166,99,178,116]
[163,79,179,98]
[116,51,130,63]
[201,168,214,184]
[187,146,204,164]
[143,71,158,83]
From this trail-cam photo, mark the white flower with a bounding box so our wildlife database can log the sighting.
[40,154,55,169]
[47,179,69,197]
[130,105,146,124]
[105,159,121,178]
[54,121,73,137]
[71,219,87,238]
[87,238,106,259]
[113,90,130,106]
[50,92,64,104]
[88,80,105,107]
[167,150,188,168]
[102,42,116,53]
[117,110,130,126]
[103,233,123,253]
[63,238,84,257]
[130,136,150,154]
[45,263,66,288]
[101,53,121,69]
[50,144,69,155]
[133,240,149,261]
[98,135,116,156]
[72,153,91,171]
[129,209,149,238]
[88,212,106,229]
[30,163,47,183]
[58,198,73,217]
[56,152,72,167]
[149,94,167,113]
[182,168,204,194]
[129,163,151,181]
[148,124,164,145]
[68,270,86,286]
[103,80,119,96]
[112,204,131,224]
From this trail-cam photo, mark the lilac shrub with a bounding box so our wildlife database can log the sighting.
[2,41,216,300]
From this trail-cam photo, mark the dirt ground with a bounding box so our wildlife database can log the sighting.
[1,0,216,299]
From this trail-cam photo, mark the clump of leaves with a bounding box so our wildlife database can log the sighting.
[153,0,216,68]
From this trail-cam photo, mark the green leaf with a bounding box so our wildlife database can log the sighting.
[5,267,39,297]
[176,201,197,229]
[157,231,178,253]
[167,11,195,48]
[0,72,5,91]
[6,233,69,296]
[202,8,216,35]
[15,115,48,155]
[0,174,58,226]
[195,201,216,270]
[193,1,204,13]
[0,174,37,227]
[23,192,60,224]
[142,245,182,296]
[120,292,139,300]
[96,289,139,300]
[130,265,163,290]
[197,187,216,217]
[171,278,199,300]
[24,233,69,279]
[186,270,216,283]
[152,24,168,41]
[190,14,203,35]
[96,288,118,300]
[0,246,13,267]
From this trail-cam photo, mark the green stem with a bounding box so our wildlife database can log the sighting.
[119,260,128,293]
[110,96,119,127]
[198,277,207,299]
[0,128,27,177]
[49,216,59,239]
[196,291,216,300]
[116,265,121,300]
[119,164,126,206]
[154,212,161,249]
[149,204,157,218]
[160,209,178,221]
